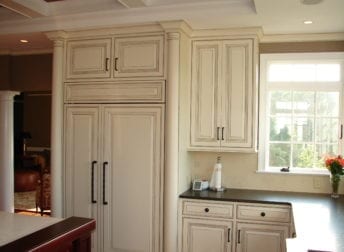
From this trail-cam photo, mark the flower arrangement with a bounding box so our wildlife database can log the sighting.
[325,155,344,175]
[325,155,344,198]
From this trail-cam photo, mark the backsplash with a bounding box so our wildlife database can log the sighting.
[188,152,341,194]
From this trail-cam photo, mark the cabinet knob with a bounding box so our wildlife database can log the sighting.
[260,212,266,217]
[204,208,209,213]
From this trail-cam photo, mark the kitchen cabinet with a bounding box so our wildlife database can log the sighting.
[189,39,256,152]
[64,104,164,252]
[179,199,291,252]
[236,222,289,252]
[66,39,112,80]
[65,35,164,81]
[114,36,164,78]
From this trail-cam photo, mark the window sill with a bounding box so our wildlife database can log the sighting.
[256,169,330,176]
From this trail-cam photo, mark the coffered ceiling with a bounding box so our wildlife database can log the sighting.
[0,0,343,53]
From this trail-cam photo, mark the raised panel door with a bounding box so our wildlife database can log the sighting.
[64,105,100,252]
[114,36,164,78]
[102,105,164,252]
[190,41,222,147]
[221,39,253,149]
[182,218,232,252]
[66,39,111,79]
[236,222,289,252]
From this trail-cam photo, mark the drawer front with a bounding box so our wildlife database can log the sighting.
[65,81,165,103]
[183,200,233,219]
[237,204,291,223]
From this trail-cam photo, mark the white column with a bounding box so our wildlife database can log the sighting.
[0,91,19,213]
[164,32,180,252]
[50,38,65,217]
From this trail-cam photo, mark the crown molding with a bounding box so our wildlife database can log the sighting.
[159,20,193,37]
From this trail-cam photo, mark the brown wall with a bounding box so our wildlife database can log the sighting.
[23,92,51,148]
[260,41,344,53]
[0,55,11,89]
[10,54,52,92]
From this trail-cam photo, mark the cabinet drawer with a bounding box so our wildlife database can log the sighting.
[65,81,165,103]
[183,200,233,219]
[237,204,291,223]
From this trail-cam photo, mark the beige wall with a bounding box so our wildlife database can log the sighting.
[181,40,344,194]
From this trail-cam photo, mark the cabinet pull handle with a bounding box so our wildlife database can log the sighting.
[340,124,343,139]
[114,57,118,71]
[105,58,109,71]
[204,208,209,213]
[221,127,224,141]
[237,230,241,244]
[260,212,266,217]
[228,228,231,243]
[103,162,108,205]
[216,127,220,141]
[91,161,97,204]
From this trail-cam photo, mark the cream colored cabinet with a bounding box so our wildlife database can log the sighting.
[65,35,164,80]
[235,223,289,252]
[179,199,291,252]
[64,104,164,252]
[179,199,234,252]
[114,36,164,78]
[190,39,256,151]
[66,39,112,79]
[183,218,233,252]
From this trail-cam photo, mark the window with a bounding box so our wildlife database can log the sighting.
[259,53,344,174]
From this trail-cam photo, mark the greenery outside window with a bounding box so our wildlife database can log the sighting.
[259,53,344,174]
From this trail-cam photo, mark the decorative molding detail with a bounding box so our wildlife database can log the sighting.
[160,20,192,37]
[166,32,180,41]
[45,31,68,41]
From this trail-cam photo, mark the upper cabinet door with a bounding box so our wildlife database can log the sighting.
[66,39,112,80]
[221,39,253,148]
[190,41,222,147]
[114,35,164,78]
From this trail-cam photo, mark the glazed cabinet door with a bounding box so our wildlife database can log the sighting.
[102,105,164,252]
[64,105,100,252]
[66,39,112,79]
[182,218,232,252]
[221,40,253,149]
[114,35,164,78]
[190,41,222,147]
[236,222,289,252]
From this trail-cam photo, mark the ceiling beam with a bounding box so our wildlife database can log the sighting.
[117,0,150,8]
[0,0,45,18]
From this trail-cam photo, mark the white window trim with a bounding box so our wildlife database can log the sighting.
[258,52,344,175]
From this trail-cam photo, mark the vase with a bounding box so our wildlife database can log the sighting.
[330,174,341,198]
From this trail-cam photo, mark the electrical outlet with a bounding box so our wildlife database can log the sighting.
[313,177,321,189]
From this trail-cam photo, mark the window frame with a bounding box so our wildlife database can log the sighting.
[258,52,344,174]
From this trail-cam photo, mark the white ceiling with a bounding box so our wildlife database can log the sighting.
[0,0,343,53]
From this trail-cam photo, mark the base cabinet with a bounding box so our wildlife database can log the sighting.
[183,218,233,252]
[179,199,291,252]
[236,222,289,252]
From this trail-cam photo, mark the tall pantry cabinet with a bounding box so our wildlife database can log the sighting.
[63,31,165,252]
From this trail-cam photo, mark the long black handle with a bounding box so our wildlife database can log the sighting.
[105,58,109,71]
[91,161,97,203]
[114,57,118,71]
[228,228,231,242]
[221,127,224,141]
[217,127,220,141]
[340,124,343,139]
[237,230,241,244]
[103,161,108,205]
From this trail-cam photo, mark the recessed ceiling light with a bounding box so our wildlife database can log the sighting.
[20,39,29,43]
[301,0,323,5]
[303,20,313,24]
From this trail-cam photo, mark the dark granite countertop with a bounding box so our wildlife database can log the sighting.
[180,189,344,252]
